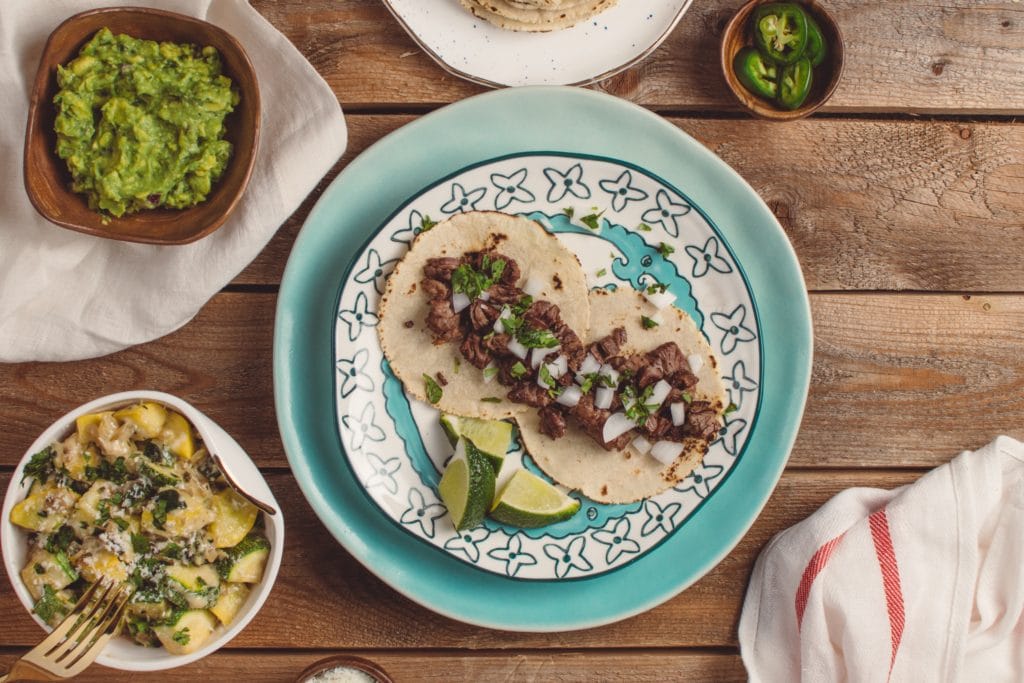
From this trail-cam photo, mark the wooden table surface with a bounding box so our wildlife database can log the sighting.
[3,1,1023,680]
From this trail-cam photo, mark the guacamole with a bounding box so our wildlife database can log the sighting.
[53,28,239,218]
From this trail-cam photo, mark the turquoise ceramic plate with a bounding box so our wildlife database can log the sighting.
[274,86,811,631]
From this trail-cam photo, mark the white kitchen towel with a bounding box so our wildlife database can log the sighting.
[739,436,1024,682]
[0,0,346,362]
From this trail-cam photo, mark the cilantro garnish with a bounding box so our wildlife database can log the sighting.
[481,397,502,403]
[422,374,443,404]
[420,215,438,232]
[537,363,562,398]
[638,223,653,232]
[563,207,575,219]
[595,268,607,277]
[658,242,675,257]
[451,255,506,300]
[580,211,604,231]
[646,282,668,295]
[621,384,660,424]
[483,366,499,381]
[641,315,659,329]
[510,361,527,379]
[724,402,738,415]
[517,326,559,349]
[680,391,693,404]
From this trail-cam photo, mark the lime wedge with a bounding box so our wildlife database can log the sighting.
[489,469,580,528]
[439,413,512,474]
[438,439,496,531]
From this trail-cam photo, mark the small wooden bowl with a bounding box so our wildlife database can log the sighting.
[24,7,260,244]
[720,0,844,121]
[295,655,394,683]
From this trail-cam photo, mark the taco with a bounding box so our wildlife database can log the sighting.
[517,287,728,504]
[377,211,590,420]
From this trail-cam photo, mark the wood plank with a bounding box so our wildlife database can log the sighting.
[0,293,1019,470]
[236,115,1024,292]
[0,650,747,682]
[0,469,920,650]
[250,0,1024,113]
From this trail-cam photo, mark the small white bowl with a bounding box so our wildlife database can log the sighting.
[1,390,284,672]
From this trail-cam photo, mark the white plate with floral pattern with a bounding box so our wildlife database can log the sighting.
[333,152,760,581]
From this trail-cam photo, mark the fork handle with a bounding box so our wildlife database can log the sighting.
[0,659,59,681]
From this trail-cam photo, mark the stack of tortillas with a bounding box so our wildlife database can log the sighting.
[458,0,619,32]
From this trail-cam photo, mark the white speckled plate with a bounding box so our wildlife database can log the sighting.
[382,0,694,87]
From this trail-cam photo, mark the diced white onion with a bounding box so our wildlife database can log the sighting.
[649,311,665,326]
[479,291,491,301]
[602,412,634,444]
[649,379,672,408]
[551,355,568,378]
[556,385,582,408]
[670,402,687,426]
[493,318,505,334]
[531,345,560,369]
[594,387,614,410]
[599,363,620,387]
[523,274,545,298]
[537,370,549,388]
[644,288,677,310]
[579,354,601,376]
[452,291,470,313]
[482,362,497,384]
[508,339,527,360]
[631,435,653,455]
[687,353,704,373]
[649,440,685,465]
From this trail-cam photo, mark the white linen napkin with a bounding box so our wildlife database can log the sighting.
[739,436,1024,682]
[0,0,346,362]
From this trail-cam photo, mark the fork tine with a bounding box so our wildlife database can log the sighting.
[50,583,129,665]
[32,579,104,653]
[41,579,117,659]
[58,586,133,677]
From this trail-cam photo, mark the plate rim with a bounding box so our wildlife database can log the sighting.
[274,85,812,632]
[380,0,695,88]
[330,150,766,581]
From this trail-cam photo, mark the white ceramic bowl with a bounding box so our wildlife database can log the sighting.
[1,391,284,672]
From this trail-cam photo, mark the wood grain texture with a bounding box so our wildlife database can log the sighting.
[0,650,747,682]
[0,469,921,650]
[235,115,1024,292]
[0,292,1017,470]
[250,0,1024,113]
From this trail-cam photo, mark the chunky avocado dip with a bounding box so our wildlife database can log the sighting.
[53,28,239,218]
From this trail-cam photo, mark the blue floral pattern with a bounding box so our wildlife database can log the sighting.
[710,305,757,355]
[599,170,648,211]
[337,348,374,398]
[490,168,535,210]
[685,236,733,277]
[334,153,762,580]
[641,189,691,238]
[544,163,591,203]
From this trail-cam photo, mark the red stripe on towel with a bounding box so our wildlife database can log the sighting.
[869,509,905,677]
[795,533,846,630]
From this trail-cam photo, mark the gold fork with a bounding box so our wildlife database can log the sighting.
[0,580,134,682]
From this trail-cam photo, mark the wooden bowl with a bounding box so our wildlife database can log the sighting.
[24,7,260,245]
[720,0,844,121]
[295,655,394,683]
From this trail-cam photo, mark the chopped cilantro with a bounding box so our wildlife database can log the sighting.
[131,533,151,554]
[638,223,653,232]
[509,361,528,379]
[420,215,438,232]
[580,211,604,231]
[451,255,506,300]
[172,627,191,646]
[622,384,659,425]
[658,242,675,257]
[680,391,693,404]
[563,207,575,219]
[422,374,443,404]
[44,525,75,554]
[595,268,607,277]
[517,326,559,349]
[641,315,659,329]
[481,397,502,403]
[483,366,499,381]
[22,446,55,485]
[646,282,668,295]
[724,402,738,415]
[453,357,461,374]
